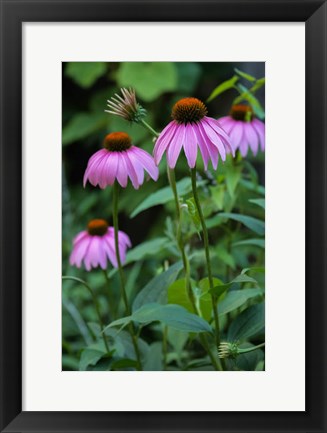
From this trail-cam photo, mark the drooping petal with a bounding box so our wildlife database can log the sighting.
[217,116,233,133]
[72,231,88,245]
[83,150,106,187]
[229,122,244,149]
[84,150,107,187]
[126,149,144,186]
[118,229,132,248]
[103,152,120,187]
[84,237,101,269]
[70,236,91,268]
[130,147,159,181]
[154,121,178,165]
[201,119,226,161]
[198,122,219,169]
[167,123,185,168]
[205,117,231,145]
[183,124,198,168]
[239,137,249,157]
[115,152,129,188]
[103,236,118,268]
[122,151,140,189]
[244,123,259,155]
[252,118,265,151]
[193,124,210,170]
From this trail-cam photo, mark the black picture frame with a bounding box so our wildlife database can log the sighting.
[1,0,326,432]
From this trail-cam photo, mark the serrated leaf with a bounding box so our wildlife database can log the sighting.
[132,261,183,312]
[207,76,239,102]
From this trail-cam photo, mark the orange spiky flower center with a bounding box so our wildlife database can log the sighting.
[171,97,208,124]
[87,219,108,236]
[230,104,253,121]
[103,132,132,152]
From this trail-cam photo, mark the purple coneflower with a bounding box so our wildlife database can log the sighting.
[218,104,265,157]
[83,132,159,190]
[153,97,234,170]
[69,219,131,271]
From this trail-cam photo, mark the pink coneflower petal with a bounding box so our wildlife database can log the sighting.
[184,124,198,168]
[130,147,159,181]
[198,122,219,169]
[84,132,158,190]
[153,97,232,169]
[218,105,265,157]
[230,122,244,148]
[154,122,177,165]
[201,118,227,161]
[194,126,210,170]
[252,118,265,151]
[69,221,131,271]
[116,153,128,188]
[244,123,259,155]
[167,124,185,169]
[126,150,144,185]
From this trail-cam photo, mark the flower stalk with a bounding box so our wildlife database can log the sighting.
[112,182,143,370]
[190,167,225,370]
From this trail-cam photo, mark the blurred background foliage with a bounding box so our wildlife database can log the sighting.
[62,62,265,371]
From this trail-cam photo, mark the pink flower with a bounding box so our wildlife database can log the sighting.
[218,104,265,157]
[69,219,131,270]
[154,97,234,170]
[83,132,159,190]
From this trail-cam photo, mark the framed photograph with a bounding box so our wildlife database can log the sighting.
[0,0,326,432]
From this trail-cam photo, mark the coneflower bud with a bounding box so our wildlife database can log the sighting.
[105,88,147,123]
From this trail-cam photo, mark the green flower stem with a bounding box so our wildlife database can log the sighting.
[140,119,160,137]
[137,120,221,370]
[62,276,109,352]
[168,168,221,371]
[238,342,265,354]
[102,270,117,320]
[190,167,225,370]
[112,182,143,371]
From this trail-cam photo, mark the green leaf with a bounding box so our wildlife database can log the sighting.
[132,261,183,312]
[176,62,202,93]
[218,212,265,236]
[234,84,265,119]
[79,346,106,371]
[143,342,163,371]
[207,76,239,102]
[108,303,213,334]
[117,62,178,101]
[185,197,201,234]
[240,179,265,195]
[225,165,242,199]
[234,68,256,82]
[218,288,263,315]
[228,303,265,341]
[62,112,108,146]
[216,246,236,269]
[65,62,107,88]
[210,185,225,210]
[208,273,258,297]
[168,278,212,321]
[131,178,204,218]
[110,358,139,371]
[125,238,170,265]
[249,198,265,210]
[233,238,265,249]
